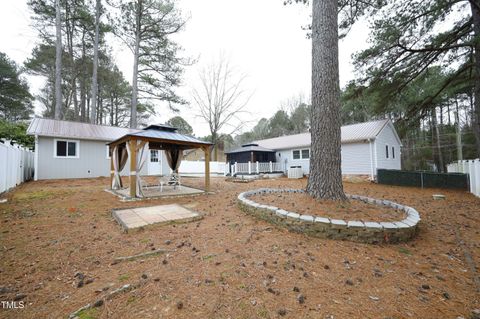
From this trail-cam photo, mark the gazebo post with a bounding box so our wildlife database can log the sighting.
[129,139,137,198]
[204,146,210,192]
[110,148,114,190]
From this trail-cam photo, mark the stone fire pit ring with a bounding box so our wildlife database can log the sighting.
[237,188,420,244]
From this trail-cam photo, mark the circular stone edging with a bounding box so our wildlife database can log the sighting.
[237,188,420,244]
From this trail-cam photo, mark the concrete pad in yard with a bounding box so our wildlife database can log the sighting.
[112,204,202,232]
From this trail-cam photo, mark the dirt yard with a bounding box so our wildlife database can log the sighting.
[0,177,479,319]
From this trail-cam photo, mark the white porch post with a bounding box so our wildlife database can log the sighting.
[469,160,476,194]
[256,161,259,174]
[248,161,251,174]
[235,162,237,175]
[269,161,272,173]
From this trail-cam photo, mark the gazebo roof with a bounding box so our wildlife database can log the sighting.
[108,125,212,149]
[225,143,275,154]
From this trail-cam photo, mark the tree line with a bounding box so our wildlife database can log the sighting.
[25,0,186,128]
[1,0,479,172]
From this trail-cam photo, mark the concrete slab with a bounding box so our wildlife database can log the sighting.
[112,204,202,232]
[115,185,205,200]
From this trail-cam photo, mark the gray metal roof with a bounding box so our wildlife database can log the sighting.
[126,129,211,145]
[27,118,139,141]
[254,119,392,150]
[225,144,275,154]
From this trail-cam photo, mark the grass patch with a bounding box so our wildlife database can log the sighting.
[257,306,270,318]
[202,254,216,261]
[77,308,98,319]
[14,190,54,201]
[118,274,130,282]
[398,247,412,255]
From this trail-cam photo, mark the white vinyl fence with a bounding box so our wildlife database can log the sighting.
[178,160,227,176]
[0,140,34,194]
[447,159,480,197]
[230,161,284,176]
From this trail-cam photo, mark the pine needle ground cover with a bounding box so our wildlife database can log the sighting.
[0,177,479,318]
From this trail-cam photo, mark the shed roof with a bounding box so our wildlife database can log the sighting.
[27,118,139,141]
[225,143,275,154]
[254,119,392,150]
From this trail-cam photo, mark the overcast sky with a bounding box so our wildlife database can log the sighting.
[0,0,369,136]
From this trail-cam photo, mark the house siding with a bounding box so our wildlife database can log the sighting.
[341,142,373,175]
[37,137,148,180]
[374,123,401,170]
[275,148,310,174]
[276,142,373,176]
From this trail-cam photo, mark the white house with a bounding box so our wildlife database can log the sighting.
[253,119,402,179]
[27,118,172,180]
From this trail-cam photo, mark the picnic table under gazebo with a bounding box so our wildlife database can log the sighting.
[107,124,213,199]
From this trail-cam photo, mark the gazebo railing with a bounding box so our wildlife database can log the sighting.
[229,161,284,176]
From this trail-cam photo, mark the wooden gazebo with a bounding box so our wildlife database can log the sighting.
[107,124,213,198]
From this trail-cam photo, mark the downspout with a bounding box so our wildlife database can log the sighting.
[373,138,378,180]
[34,135,39,181]
[368,138,374,181]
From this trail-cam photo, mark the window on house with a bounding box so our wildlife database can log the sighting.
[293,149,310,160]
[392,146,395,159]
[385,145,389,158]
[55,140,78,158]
[301,149,310,159]
[292,150,300,159]
[106,145,111,159]
[150,150,159,162]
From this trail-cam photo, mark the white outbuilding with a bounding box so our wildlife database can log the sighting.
[253,119,402,179]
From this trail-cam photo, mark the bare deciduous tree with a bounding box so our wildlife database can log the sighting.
[192,57,251,161]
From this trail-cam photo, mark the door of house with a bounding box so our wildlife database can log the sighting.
[148,150,162,175]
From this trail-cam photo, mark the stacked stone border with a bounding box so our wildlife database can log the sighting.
[237,188,420,244]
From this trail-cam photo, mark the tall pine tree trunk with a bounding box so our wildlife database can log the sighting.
[432,108,444,172]
[130,0,142,129]
[54,0,62,120]
[80,30,87,122]
[65,1,78,120]
[306,0,346,200]
[90,0,101,124]
[115,95,119,126]
[471,0,480,157]
[110,93,114,126]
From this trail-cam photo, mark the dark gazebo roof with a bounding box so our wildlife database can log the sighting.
[225,143,275,154]
[143,123,178,132]
[108,124,211,149]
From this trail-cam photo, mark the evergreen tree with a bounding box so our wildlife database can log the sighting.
[167,116,193,135]
[0,53,33,121]
[112,0,187,128]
